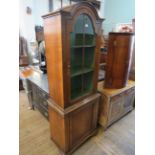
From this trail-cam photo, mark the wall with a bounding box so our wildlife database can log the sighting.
[19,0,36,42]
[19,0,49,64]
[32,0,49,26]
[19,0,49,41]
[98,0,105,18]
[53,0,70,11]
[103,0,135,35]
[19,0,135,39]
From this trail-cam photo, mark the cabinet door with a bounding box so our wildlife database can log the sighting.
[108,94,124,125]
[123,88,134,113]
[70,14,96,101]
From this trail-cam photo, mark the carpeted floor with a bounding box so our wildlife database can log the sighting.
[19,91,135,155]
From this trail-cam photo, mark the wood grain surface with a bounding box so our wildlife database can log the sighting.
[43,14,65,108]
[104,32,134,89]
[43,2,104,108]
[98,80,135,97]
[20,91,135,155]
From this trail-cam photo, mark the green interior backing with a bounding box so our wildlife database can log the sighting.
[70,14,95,100]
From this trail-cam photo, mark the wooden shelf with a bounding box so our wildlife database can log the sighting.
[72,45,95,48]
[71,68,93,77]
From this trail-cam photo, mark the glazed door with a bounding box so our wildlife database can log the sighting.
[70,14,96,101]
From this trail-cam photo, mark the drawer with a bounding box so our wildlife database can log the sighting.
[37,87,48,99]
[42,99,48,109]
[32,84,49,109]
[35,103,49,120]
[37,98,48,110]
[31,82,48,99]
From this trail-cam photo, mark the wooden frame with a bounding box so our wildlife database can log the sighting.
[43,2,104,108]
[47,93,100,155]
[42,2,103,154]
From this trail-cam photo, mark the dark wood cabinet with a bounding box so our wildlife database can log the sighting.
[43,2,103,154]
[104,32,135,89]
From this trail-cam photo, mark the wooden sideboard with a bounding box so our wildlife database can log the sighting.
[97,80,135,130]
[26,71,49,120]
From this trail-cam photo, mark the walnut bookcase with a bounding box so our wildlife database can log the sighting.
[43,2,103,154]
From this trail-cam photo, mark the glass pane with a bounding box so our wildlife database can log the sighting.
[84,47,95,70]
[71,47,82,76]
[70,32,75,47]
[74,15,84,46]
[84,15,95,45]
[83,72,93,94]
[70,14,95,100]
[84,15,94,34]
[71,75,82,100]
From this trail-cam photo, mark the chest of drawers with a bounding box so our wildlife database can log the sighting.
[30,82,49,119]
[24,71,49,120]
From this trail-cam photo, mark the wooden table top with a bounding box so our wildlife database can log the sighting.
[97,80,135,97]
[19,66,49,94]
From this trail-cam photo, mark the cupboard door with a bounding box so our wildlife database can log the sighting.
[108,94,124,125]
[70,14,96,101]
[123,89,134,113]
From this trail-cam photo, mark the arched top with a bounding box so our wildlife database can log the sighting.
[70,13,95,47]
[42,2,104,23]
[61,2,104,22]
[73,14,94,35]
[64,2,104,34]
[42,2,104,35]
